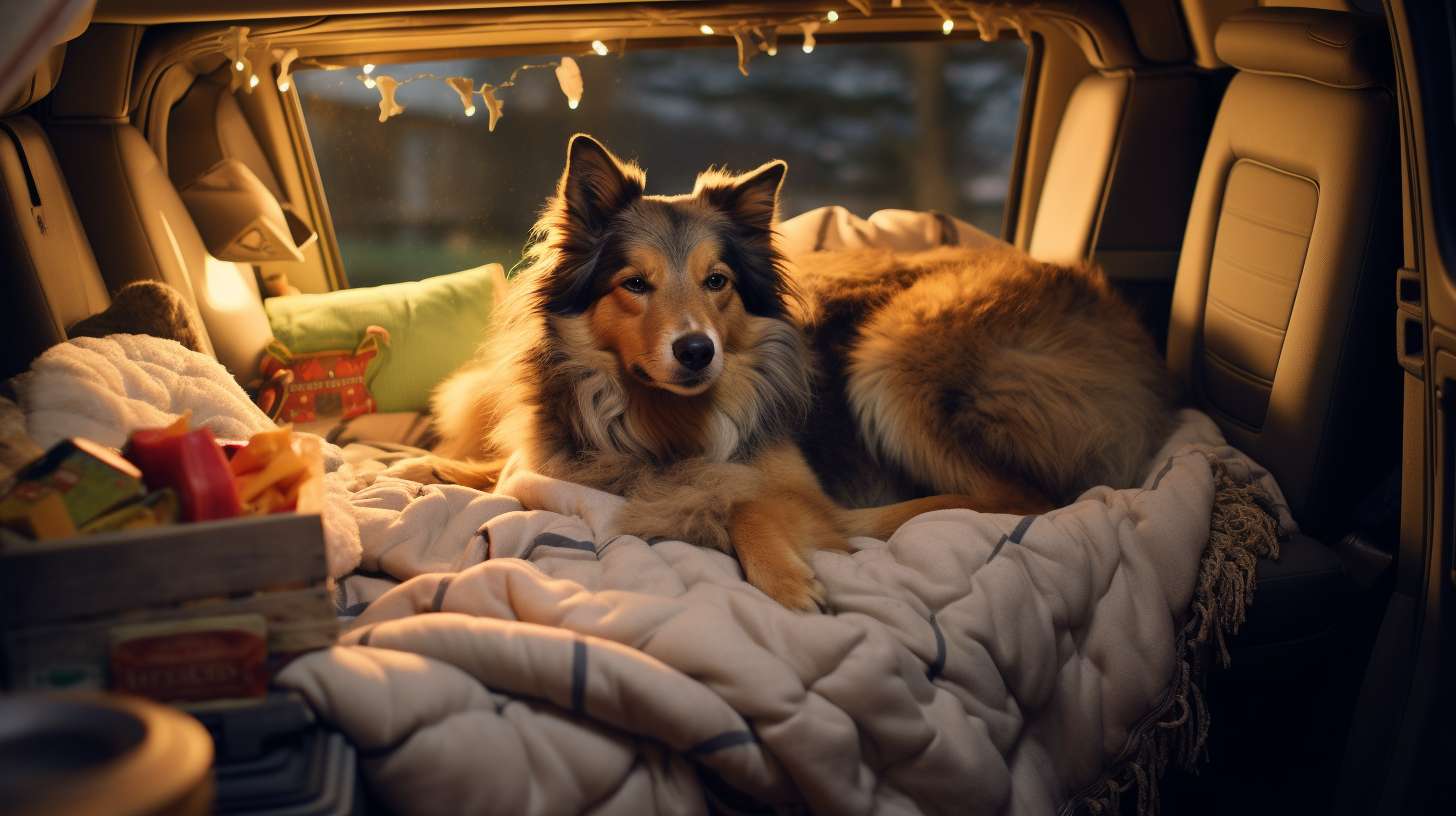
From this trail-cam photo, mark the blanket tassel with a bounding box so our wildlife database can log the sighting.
[1069,457,1281,816]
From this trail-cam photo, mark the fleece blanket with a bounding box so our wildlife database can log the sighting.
[15,335,1292,814]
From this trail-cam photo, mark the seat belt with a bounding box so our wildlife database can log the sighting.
[0,120,46,234]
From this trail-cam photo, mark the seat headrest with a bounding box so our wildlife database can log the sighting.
[0,0,95,116]
[1,47,66,116]
[1215,8,1387,89]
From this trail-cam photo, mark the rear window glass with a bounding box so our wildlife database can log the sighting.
[295,38,1027,288]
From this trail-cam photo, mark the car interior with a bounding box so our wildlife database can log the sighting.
[2,0,1454,814]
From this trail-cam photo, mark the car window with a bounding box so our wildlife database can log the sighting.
[295,38,1027,288]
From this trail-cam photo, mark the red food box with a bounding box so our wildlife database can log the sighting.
[108,614,268,702]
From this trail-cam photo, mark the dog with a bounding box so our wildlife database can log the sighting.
[394,134,1173,611]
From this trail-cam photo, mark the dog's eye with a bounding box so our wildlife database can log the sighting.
[704,273,729,291]
[621,276,651,294]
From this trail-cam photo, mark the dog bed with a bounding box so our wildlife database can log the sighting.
[16,331,1287,816]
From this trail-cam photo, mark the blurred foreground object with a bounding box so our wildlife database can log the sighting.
[0,692,213,816]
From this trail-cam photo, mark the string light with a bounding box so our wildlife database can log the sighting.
[446,76,477,116]
[732,28,755,76]
[228,25,250,93]
[274,47,298,93]
[373,75,404,122]
[212,3,1032,135]
[757,26,779,56]
[555,57,584,109]
[482,87,504,131]
[927,0,955,34]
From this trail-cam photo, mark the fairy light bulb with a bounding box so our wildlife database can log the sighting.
[248,73,260,89]
[591,39,609,56]
[942,18,954,34]
[801,20,819,53]
[362,63,375,74]
[699,24,715,35]
[363,77,376,89]
[826,9,839,23]
[761,26,779,56]
[234,59,246,72]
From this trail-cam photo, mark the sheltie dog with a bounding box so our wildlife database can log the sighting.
[395,134,1173,611]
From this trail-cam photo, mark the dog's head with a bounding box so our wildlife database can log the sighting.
[531,134,791,397]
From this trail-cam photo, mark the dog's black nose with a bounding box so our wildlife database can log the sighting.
[672,333,715,371]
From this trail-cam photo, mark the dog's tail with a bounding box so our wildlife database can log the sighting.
[839,489,1054,540]
[837,496,979,540]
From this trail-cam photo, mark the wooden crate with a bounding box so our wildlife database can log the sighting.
[0,513,337,692]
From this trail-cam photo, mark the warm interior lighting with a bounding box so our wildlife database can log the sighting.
[826,10,839,22]
[699,24,715,35]
[234,60,245,72]
[591,39,609,56]
[248,74,260,89]
[942,18,954,34]
[568,99,580,110]
[464,104,476,116]
[362,63,376,74]
[363,77,376,89]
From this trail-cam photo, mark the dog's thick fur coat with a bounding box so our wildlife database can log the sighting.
[405,135,1173,610]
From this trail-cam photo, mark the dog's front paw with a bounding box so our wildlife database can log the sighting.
[747,556,826,613]
[381,455,444,484]
[729,498,833,613]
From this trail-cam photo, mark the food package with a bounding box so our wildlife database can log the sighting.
[230,428,324,515]
[0,438,146,540]
[125,415,242,522]
[108,613,269,702]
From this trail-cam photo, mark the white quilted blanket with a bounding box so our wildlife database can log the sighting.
[280,410,1293,816]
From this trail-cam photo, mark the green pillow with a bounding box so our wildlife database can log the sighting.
[264,264,498,413]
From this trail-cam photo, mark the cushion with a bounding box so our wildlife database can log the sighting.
[263,264,499,413]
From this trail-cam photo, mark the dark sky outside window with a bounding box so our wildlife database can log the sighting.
[296,38,1027,288]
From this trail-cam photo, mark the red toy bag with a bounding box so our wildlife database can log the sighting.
[256,326,389,423]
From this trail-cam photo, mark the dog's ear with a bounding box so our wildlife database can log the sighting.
[695,160,787,235]
[558,134,644,234]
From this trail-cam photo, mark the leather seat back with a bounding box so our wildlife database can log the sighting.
[1029,70,1222,349]
[0,46,110,381]
[1167,8,1399,532]
[45,25,273,382]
